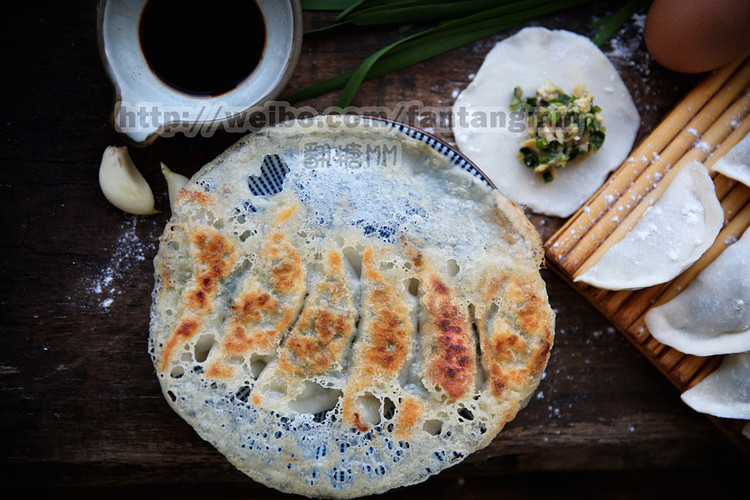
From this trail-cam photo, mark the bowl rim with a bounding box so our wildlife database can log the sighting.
[96,0,304,147]
[347,113,497,191]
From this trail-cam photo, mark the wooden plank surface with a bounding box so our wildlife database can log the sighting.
[3,2,749,498]
[545,54,750,459]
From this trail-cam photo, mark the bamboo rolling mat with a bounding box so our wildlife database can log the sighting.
[544,52,750,457]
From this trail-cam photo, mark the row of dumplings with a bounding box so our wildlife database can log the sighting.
[575,132,750,437]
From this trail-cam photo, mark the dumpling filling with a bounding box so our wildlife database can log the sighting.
[511,80,605,182]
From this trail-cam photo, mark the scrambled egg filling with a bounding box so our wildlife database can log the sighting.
[510,80,605,182]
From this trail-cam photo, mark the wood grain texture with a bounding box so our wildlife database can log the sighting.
[545,54,750,459]
[2,2,748,498]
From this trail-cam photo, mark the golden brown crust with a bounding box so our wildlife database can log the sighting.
[206,231,306,378]
[148,116,555,499]
[267,232,304,295]
[160,229,236,371]
[177,189,214,206]
[358,247,412,376]
[278,248,356,376]
[340,246,419,431]
[420,272,475,401]
[231,290,279,324]
[161,316,201,372]
[278,300,351,375]
[395,395,424,439]
[477,274,554,399]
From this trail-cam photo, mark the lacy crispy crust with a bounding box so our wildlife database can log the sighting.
[149,116,554,498]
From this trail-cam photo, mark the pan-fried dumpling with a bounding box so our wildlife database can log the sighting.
[575,160,723,291]
[452,27,640,217]
[644,226,750,356]
[710,132,750,187]
[149,116,555,498]
[680,351,750,419]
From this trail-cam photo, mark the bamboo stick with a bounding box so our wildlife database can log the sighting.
[669,354,709,387]
[544,55,750,414]
[571,88,750,279]
[683,356,724,391]
[611,182,750,330]
[656,348,685,372]
[572,92,750,277]
[545,53,750,260]
[549,62,750,274]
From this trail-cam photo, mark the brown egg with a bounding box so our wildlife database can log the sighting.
[644,0,750,73]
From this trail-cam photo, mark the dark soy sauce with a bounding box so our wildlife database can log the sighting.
[139,0,266,96]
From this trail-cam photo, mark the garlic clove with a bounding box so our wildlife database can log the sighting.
[99,146,158,215]
[160,162,189,211]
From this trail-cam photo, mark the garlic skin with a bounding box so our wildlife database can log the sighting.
[160,162,189,211]
[99,146,157,215]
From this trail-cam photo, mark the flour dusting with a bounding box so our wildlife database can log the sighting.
[84,216,156,309]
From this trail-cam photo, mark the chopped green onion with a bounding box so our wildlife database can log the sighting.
[512,81,606,181]
[539,153,556,164]
[591,130,606,150]
[520,147,538,168]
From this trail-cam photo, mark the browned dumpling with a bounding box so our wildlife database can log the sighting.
[149,116,554,498]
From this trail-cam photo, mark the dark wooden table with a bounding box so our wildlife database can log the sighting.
[3,2,748,498]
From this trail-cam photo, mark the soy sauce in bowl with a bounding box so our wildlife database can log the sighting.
[139,0,266,97]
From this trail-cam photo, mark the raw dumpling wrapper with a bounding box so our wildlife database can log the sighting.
[575,161,723,290]
[452,27,640,217]
[710,131,750,187]
[644,226,750,356]
[680,351,750,419]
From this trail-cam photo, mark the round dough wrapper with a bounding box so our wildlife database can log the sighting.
[452,27,640,217]
[149,116,555,498]
[575,160,723,291]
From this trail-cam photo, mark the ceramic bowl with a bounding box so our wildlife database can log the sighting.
[97,0,303,146]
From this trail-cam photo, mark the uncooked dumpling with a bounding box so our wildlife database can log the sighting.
[710,131,750,187]
[575,160,723,290]
[644,226,750,356]
[680,351,750,419]
[452,27,640,217]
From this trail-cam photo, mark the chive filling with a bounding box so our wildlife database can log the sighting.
[510,80,605,182]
